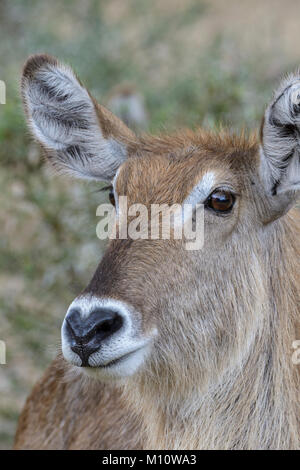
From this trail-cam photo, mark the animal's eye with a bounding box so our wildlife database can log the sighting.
[109,190,115,206]
[206,190,235,213]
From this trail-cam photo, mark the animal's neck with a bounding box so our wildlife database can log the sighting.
[125,321,298,449]
[123,214,299,449]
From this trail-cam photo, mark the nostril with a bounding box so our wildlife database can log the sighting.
[98,320,114,333]
[65,308,124,346]
[94,312,123,339]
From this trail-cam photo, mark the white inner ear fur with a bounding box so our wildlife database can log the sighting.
[260,74,300,196]
[23,61,127,181]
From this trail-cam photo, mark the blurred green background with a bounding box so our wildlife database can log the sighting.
[0,0,300,449]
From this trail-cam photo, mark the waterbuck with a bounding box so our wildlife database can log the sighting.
[14,55,299,450]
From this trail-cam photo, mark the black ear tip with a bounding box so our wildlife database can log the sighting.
[22,54,58,81]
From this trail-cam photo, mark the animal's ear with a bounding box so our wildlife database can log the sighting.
[21,54,137,182]
[260,72,300,204]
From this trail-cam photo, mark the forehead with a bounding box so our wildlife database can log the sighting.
[115,131,258,204]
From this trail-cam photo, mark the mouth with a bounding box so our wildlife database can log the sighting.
[94,347,144,369]
[78,343,152,380]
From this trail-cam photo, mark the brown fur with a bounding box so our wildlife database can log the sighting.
[14,355,142,449]
[14,131,300,450]
[14,56,300,449]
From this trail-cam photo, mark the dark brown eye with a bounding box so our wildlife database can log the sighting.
[206,190,235,213]
[109,190,115,206]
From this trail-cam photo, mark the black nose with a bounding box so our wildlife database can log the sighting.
[64,308,123,366]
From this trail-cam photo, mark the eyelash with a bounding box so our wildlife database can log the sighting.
[100,185,115,206]
[100,185,113,192]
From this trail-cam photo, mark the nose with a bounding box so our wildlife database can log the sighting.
[64,308,123,366]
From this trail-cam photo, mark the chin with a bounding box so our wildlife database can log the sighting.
[72,344,151,383]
